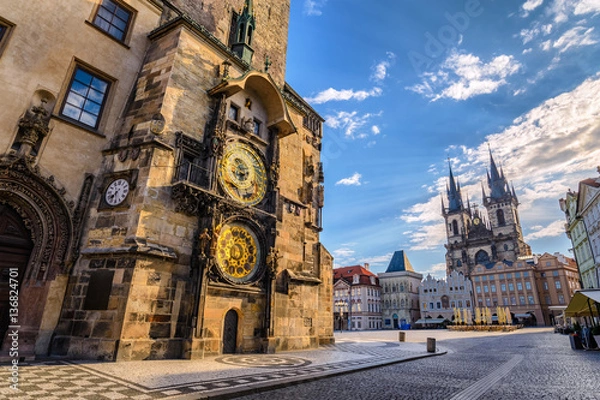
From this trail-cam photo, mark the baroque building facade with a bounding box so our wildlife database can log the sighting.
[559,175,600,289]
[0,0,333,361]
[378,251,422,329]
[333,265,382,331]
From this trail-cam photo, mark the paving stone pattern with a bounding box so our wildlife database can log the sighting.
[236,330,600,400]
[0,340,428,399]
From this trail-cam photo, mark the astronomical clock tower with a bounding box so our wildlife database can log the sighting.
[47,0,334,361]
[443,151,531,277]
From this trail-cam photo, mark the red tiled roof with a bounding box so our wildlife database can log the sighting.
[580,178,600,188]
[333,265,379,286]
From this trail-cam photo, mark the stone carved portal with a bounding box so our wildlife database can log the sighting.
[0,204,33,347]
[223,309,238,354]
[0,159,74,357]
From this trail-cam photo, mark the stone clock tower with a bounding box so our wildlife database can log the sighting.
[443,151,531,277]
[43,0,334,361]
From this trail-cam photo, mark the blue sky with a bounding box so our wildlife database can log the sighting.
[285,0,600,278]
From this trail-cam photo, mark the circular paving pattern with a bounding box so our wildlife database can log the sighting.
[215,355,312,369]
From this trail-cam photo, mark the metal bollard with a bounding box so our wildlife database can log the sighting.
[427,337,436,353]
[399,332,406,342]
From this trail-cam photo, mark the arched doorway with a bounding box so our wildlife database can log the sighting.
[223,309,238,354]
[0,205,33,347]
[392,313,399,329]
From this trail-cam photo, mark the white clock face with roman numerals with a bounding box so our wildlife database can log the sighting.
[105,178,130,206]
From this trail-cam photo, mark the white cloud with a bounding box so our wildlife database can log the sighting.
[303,0,327,16]
[552,26,597,53]
[519,23,552,44]
[306,87,382,104]
[407,51,522,101]
[523,0,544,13]
[361,252,394,266]
[371,125,380,135]
[336,172,362,186]
[325,110,382,138]
[524,220,566,241]
[549,0,600,23]
[574,0,600,15]
[371,52,396,82]
[541,39,553,50]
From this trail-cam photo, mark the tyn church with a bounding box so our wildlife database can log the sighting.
[442,150,532,276]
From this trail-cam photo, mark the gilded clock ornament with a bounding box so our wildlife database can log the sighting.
[218,142,267,206]
[105,178,129,206]
[215,222,262,283]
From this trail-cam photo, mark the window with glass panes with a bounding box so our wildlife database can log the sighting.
[61,66,109,128]
[93,0,132,41]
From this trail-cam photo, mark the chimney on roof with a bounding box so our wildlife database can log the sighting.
[364,263,369,270]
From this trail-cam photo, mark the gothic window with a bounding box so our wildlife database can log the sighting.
[452,220,459,235]
[247,26,253,45]
[61,65,110,129]
[475,250,490,265]
[238,23,245,42]
[92,0,133,42]
[497,209,506,226]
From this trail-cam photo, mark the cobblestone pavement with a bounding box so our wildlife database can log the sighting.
[0,336,433,399]
[235,329,600,400]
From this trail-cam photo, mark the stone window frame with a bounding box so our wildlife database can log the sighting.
[0,16,15,58]
[87,0,136,46]
[58,60,114,133]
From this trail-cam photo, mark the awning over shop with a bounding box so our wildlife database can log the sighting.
[564,289,600,317]
[414,318,447,324]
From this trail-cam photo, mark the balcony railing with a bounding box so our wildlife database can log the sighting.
[176,159,209,187]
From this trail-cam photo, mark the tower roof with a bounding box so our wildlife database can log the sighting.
[447,161,464,212]
[385,250,415,273]
[487,148,510,199]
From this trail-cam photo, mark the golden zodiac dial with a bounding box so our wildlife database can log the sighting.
[215,222,262,283]
[218,142,267,206]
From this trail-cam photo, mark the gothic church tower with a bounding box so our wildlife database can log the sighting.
[443,151,531,277]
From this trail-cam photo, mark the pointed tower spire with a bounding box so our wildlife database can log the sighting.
[447,159,464,212]
[231,0,256,64]
[488,146,509,199]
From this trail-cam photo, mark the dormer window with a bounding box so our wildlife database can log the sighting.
[353,274,359,284]
[370,276,375,285]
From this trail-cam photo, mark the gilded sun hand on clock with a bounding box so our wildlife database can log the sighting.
[218,143,267,206]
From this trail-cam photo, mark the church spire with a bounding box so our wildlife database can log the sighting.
[231,0,256,64]
[447,160,464,212]
[487,146,509,199]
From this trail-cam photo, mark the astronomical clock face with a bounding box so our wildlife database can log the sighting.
[218,142,267,206]
[215,222,262,283]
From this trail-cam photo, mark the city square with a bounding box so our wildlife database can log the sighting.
[1,0,600,399]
